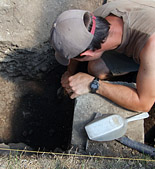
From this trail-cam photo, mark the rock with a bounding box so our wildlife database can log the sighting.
[71,82,145,157]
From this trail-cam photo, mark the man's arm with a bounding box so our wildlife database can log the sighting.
[67,59,79,75]
[61,59,79,94]
[67,34,155,112]
[96,34,155,112]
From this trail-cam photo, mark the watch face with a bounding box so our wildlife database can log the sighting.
[90,78,99,93]
[91,83,98,89]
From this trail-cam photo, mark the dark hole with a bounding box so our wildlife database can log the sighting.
[10,62,154,152]
[11,65,75,152]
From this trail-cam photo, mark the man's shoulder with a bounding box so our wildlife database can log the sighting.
[139,33,155,63]
[94,0,155,16]
[145,33,155,49]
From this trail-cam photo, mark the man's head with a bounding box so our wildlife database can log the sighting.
[50,9,110,65]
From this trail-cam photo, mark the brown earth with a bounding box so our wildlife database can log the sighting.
[0,56,154,154]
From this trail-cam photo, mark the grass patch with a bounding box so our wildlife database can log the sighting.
[0,150,154,169]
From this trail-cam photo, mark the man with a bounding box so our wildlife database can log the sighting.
[50,0,155,112]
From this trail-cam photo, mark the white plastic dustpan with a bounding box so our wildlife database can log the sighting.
[85,112,149,141]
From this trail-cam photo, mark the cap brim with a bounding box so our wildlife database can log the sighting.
[55,52,70,66]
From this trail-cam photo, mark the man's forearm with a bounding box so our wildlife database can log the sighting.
[96,81,145,112]
[67,59,79,75]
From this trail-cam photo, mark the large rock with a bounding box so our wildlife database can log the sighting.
[71,82,146,156]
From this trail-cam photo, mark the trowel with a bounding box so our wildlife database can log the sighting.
[85,112,149,141]
[85,112,155,157]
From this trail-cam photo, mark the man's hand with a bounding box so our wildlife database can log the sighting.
[61,72,94,99]
[61,71,72,94]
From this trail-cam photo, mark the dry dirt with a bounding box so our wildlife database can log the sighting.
[0,47,154,157]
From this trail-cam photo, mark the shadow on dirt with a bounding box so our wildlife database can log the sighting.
[0,42,75,151]
[0,44,154,152]
[11,65,75,151]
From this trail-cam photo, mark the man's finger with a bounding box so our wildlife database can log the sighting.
[61,83,70,89]
[70,93,78,99]
[65,88,72,93]
[61,77,69,84]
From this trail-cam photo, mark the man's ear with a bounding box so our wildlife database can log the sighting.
[80,50,94,56]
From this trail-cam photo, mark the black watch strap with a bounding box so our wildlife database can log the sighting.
[90,77,100,93]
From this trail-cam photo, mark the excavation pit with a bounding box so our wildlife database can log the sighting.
[0,58,154,156]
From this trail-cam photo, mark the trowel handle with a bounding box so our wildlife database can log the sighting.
[126,112,149,123]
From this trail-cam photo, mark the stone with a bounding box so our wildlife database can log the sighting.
[71,82,145,152]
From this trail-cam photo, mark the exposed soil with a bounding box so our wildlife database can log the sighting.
[13,66,155,151]
[0,62,154,154]
[145,106,155,147]
[10,64,75,152]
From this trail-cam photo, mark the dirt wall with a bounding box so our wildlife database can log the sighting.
[0,0,102,48]
[0,0,102,143]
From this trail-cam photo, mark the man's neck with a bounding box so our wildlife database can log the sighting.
[105,15,123,50]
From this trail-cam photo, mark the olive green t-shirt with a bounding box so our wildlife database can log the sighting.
[94,0,155,63]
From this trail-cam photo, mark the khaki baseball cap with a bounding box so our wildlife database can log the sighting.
[50,9,95,66]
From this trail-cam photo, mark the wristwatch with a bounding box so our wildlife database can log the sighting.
[90,77,100,93]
